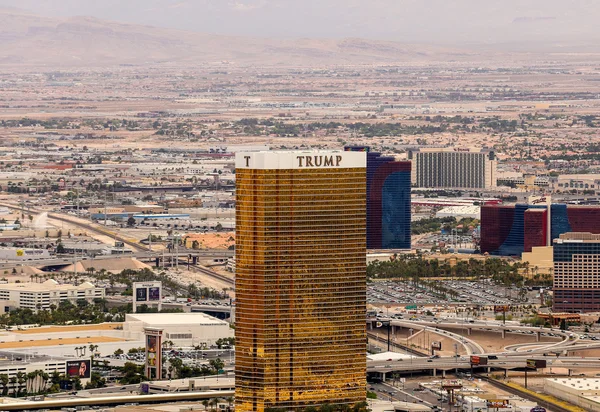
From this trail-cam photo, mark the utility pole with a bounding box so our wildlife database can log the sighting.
[104,191,108,227]
[387,321,391,352]
[174,233,179,271]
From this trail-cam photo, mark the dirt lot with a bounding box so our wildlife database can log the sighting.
[0,336,125,349]
[12,323,123,334]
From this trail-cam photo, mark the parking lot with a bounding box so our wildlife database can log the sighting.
[367,279,540,306]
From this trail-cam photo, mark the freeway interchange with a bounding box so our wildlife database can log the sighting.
[366,317,600,376]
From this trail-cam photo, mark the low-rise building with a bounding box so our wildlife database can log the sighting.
[544,377,600,411]
[0,247,50,261]
[123,313,233,347]
[0,280,105,311]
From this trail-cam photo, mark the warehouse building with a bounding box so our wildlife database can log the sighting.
[123,313,233,347]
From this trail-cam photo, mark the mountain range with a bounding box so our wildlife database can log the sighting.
[0,7,480,67]
[0,5,598,68]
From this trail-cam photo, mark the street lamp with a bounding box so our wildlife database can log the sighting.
[376,320,392,352]
[454,343,458,363]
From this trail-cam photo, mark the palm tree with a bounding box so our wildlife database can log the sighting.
[224,396,234,411]
[0,374,8,396]
[8,376,16,396]
[201,399,209,411]
[209,398,220,411]
[16,372,26,396]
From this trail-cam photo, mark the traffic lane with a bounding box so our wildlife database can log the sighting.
[392,381,443,409]
[368,381,445,410]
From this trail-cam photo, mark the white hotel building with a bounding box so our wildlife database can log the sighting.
[409,147,497,189]
[0,280,104,311]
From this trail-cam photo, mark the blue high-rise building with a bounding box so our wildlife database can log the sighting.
[345,146,411,249]
[481,204,600,256]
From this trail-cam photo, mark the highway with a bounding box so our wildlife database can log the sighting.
[189,263,235,287]
[0,202,232,259]
[0,390,235,411]
[368,317,590,355]
[0,250,234,271]
[365,317,600,376]
[369,318,487,355]
[367,355,600,373]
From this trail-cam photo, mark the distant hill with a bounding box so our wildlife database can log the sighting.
[0,8,479,67]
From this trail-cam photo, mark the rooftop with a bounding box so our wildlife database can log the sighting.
[0,279,98,292]
[235,150,366,170]
[125,312,228,326]
[557,232,600,243]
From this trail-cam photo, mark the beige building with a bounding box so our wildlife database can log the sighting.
[123,313,233,346]
[521,246,553,277]
[408,147,497,189]
[0,280,104,311]
[553,232,600,313]
[544,378,600,411]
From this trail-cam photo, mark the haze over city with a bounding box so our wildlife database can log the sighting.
[2,0,600,46]
[1,1,600,411]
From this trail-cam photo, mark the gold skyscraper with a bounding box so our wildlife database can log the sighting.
[235,151,367,411]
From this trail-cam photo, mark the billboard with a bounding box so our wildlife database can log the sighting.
[431,341,442,350]
[147,335,158,366]
[470,355,488,366]
[136,287,148,302]
[494,305,510,313]
[527,359,547,369]
[145,327,163,380]
[149,287,160,301]
[133,281,162,312]
[487,400,510,408]
[66,359,91,379]
[441,380,463,390]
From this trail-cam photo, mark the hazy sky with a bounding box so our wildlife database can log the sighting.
[2,0,600,46]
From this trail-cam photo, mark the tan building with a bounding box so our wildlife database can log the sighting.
[0,279,104,311]
[235,151,367,411]
[521,246,554,277]
[553,232,600,313]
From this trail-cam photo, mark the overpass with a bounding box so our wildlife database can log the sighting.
[0,390,235,411]
[367,318,575,350]
[0,250,234,271]
[366,355,600,379]
[191,304,233,320]
[367,318,487,355]
[366,317,600,357]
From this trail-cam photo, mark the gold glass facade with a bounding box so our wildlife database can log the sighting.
[235,167,367,412]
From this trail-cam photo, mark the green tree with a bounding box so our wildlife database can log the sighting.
[0,374,8,396]
[209,358,224,374]
[85,372,106,389]
[120,362,143,384]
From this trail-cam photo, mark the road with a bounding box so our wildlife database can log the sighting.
[369,381,444,411]
[0,250,234,270]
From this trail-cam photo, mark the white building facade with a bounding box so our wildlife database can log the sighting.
[409,148,497,189]
[0,280,104,311]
